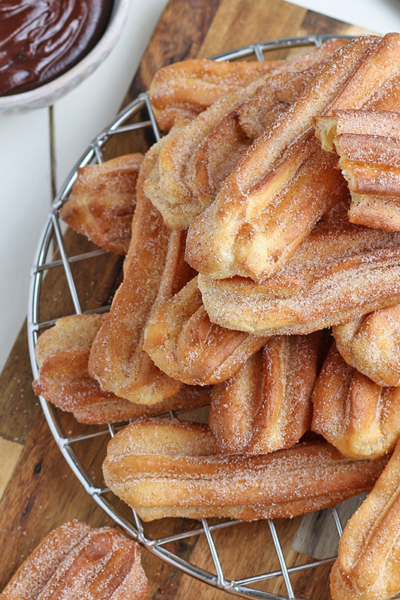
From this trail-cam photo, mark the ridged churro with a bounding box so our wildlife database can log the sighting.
[333,304,400,387]
[186,36,377,282]
[32,314,211,424]
[60,154,143,255]
[88,150,194,404]
[143,277,268,385]
[331,439,400,600]
[209,333,320,454]
[0,520,148,600]
[312,343,400,460]
[146,39,349,229]
[103,418,388,522]
[198,218,400,336]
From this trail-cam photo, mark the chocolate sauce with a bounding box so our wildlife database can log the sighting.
[0,0,114,96]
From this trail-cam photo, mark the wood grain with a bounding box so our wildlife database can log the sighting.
[0,1,374,598]
[0,438,23,500]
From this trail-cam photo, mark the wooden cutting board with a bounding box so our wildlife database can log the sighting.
[0,1,373,598]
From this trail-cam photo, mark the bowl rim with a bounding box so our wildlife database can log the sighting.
[0,0,131,109]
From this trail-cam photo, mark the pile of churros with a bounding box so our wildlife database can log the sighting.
[32,33,400,600]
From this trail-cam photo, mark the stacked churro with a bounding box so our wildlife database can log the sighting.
[30,33,400,600]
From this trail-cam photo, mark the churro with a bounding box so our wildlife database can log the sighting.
[143,276,268,385]
[186,36,377,282]
[0,520,148,600]
[88,149,193,404]
[103,417,388,522]
[60,154,143,255]
[209,334,320,454]
[331,439,400,600]
[312,342,400,460]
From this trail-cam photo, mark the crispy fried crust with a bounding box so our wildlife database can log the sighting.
[149,58,285,131]
[209,334,320,454]
[145,39,350,229]
[185,36,377,282]
[88,149,194,404]
[60,154,143,255]
[314,34,400,232]
[318,110,400,231]
[72,386,212,424]
[312,343,400,460]
[149,41,347,131]
[316,33,400,150]
[198,218,400,336]
[143,277,268,385]
[0,520,148,600]
[330,440,400,600]
[103,418,388,522]
[333,305,400,387]
[32,314,211,424]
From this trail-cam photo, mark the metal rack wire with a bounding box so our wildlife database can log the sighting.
[27,35,352,600]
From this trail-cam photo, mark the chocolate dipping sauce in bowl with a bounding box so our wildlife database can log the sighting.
[0,0,130,112]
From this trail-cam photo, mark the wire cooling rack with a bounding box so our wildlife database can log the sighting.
[28,35,353,600]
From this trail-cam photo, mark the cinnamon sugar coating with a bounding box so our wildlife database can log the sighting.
[333,304,400,387]
[185,36,377,282]
[0,520,148,600]
[88,151,194,404]
[143,276,268,385]
[149,58,285,131]
[314,33,400,231]
[330,440,400,600]
[145,39,348,229]
[103,418,388,522]
[312,342,400,460]
[209,333,320,454]
[198,218,400,336]
[33,314,211,424]
[60,154,143,255]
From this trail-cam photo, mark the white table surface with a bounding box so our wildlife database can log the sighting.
[1,0,400,373]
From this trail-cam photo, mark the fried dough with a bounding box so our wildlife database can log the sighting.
[186,36,377,282]
[0,520,148,600]
[32,314,211,424]
[143,276,268,385]
[88,150,193,404]
[149,40,347,131]
[103,417,388,522]
[145,39,349,229]
[209,334,320,454]
[60,154,143,255]
[317,109,400,231]
[149,58,284,131]
[198,218,400,336]
[312,343,400,460]
[331,439,400,600]
[333,305,400,387]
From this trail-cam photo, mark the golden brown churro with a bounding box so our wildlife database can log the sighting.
[0,520,148,600]
[149,58,285,131]
[32,314,211,424]
[60,154,144,255]
[186,36,377,282]
[143,276,268,385]
[146,39,349,229]
[198,218,400,336]
[331,440,400,600]
[333,304,400,387]
[312,343,400,460]
[317,110,400,231]
[88,151,194,404]
[103,418,388,522]
[209,334,320,454]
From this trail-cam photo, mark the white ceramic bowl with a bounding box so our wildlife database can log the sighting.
[0,0,130,114]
